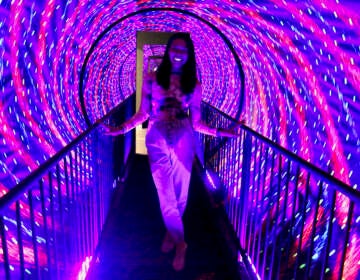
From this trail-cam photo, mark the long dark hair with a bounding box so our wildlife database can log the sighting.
[156,32,197,95]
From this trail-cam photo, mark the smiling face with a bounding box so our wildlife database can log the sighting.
[168,38,189,73]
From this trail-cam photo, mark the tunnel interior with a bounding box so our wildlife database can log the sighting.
[1,1,359,190]
[1,1,360,278]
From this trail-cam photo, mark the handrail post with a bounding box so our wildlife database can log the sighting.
[238,130,252,248]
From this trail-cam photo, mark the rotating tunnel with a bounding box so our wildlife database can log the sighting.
[0,1,360,279]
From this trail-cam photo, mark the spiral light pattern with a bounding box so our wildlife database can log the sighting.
[1,0,359,277]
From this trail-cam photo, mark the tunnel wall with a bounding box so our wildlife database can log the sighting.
[1,1,359,194]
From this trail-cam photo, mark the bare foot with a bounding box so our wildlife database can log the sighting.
[172,242,187,271]
[161,231,175,253]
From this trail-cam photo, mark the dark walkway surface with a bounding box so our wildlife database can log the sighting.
[86,155,241,280]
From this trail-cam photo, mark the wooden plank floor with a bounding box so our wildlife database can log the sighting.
[86,154,242,280]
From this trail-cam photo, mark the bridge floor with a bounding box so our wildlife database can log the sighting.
[86,154,243,280]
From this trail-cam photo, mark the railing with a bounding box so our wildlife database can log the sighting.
[2,97,358,279]
[200,103,360,280]
[0,99,133,280]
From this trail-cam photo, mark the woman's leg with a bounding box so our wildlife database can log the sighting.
[148,145,185,245]
[146,122,194,271]
[172,128,195,216]
[169,125,195,271]
[146,127,185,248]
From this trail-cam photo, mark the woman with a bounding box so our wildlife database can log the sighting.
[103,32,239,271]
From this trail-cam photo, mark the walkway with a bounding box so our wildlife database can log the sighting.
[86,154,242,280]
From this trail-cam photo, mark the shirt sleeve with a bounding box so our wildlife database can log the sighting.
[121,73,152,133]
[190,82,218,136]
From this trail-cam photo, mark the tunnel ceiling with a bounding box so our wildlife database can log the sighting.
[81,8,243,125]
[1,0,359,190]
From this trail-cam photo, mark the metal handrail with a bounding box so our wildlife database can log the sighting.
[202,101,359,202]
[201,102,360,280]
[241,125,360,202]
[0,98,133,279]
[0,101,126,213]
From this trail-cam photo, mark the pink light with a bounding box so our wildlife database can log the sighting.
[77,256,92,280]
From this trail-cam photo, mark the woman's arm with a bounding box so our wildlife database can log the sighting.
[103,74,152,136]
[190,82,240,137]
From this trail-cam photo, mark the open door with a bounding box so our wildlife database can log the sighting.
[135,31,177,155]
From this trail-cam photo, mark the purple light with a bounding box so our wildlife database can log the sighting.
[1,0,359,278]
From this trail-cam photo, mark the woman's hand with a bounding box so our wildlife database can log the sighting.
[100,124,125,136]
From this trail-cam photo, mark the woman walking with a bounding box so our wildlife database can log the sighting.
[103,32,238,271]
